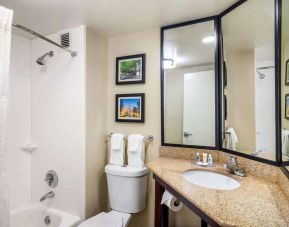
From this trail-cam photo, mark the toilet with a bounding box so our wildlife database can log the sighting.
[79,164,149,227]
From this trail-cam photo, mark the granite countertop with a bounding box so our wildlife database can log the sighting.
[148,157,289,227]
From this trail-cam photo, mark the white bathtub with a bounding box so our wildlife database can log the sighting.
[10,203,81,227]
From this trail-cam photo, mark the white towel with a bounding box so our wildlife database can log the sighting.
[109,133,125,166]
[282,129,289,156]
[127,134,145,168]
[226,127,238,150]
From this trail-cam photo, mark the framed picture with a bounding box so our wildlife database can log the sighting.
[115,93,145,123]
[286,59,289,86]
[286,94,289,120]
[116,54,145,84]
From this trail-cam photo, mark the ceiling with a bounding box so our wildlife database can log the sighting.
[222,0,275,62]
[164,21,215,68]
[0,0,238,38]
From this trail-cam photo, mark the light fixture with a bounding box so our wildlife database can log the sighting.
[202,36,215,44]
[163,58,175,69]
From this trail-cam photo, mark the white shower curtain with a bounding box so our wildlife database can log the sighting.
[0,6,13,227]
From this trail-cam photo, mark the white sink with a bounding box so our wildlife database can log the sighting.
[182,170,240,190]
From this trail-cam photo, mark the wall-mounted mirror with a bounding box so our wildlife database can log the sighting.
[281,0,289,163]
[221,0,277,161]
[161,19,217,148]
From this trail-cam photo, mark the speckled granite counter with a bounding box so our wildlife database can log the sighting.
[148,157,289,227]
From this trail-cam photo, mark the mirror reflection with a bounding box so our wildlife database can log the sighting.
[163,21,216,147]
[281,0,289,162]
[222,0,276,161]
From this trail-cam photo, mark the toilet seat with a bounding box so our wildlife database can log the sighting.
[78,210,131,227]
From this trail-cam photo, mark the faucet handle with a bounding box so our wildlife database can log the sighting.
[44,170,58,188]
[45,174,54,185]
[228,154,237,165]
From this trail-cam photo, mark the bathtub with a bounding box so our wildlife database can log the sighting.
[10,203,81,227]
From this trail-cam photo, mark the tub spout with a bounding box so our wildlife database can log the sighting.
[40,191,55,202]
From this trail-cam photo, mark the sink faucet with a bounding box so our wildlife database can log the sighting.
[40,191,55,202]
[224,155,246,177]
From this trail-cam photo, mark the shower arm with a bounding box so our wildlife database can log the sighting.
[12,23,77,57]
[256,66,275,70]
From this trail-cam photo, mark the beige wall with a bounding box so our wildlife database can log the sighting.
[107,28,200,227]
[107,28,161,227]
[85,28,108,218]
[226,50,256,152]
[164,69,184,144]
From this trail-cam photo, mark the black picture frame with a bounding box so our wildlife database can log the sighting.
[285,94,289,120]
[115,93,145,123]
[285,59,289,86]
[116,54,146,85]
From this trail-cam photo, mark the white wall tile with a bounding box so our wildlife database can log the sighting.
[30,26,86,218]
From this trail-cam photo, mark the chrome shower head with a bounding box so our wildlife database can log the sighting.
[36,51,53,65]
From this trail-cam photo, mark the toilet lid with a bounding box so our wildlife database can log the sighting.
[78,211,131,227]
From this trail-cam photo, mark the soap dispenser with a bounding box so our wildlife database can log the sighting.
[208,154,213,166]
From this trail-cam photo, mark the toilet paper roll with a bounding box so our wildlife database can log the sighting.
[161,190,183,212]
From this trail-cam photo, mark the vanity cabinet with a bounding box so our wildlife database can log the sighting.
[154,175,219,227]
[149,157,289,227]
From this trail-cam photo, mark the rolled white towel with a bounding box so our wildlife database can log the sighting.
[282,129,289,156]
[109,133,125,166]
[226,127,238,150]
[127,134,145,168]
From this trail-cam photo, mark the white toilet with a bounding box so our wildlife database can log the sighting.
[79,164,149,227]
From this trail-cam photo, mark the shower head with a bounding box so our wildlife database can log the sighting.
[36,51,53,65]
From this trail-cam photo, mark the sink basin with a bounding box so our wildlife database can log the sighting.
[182,170,240,190]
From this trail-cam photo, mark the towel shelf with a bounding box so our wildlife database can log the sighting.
[107,133,154,142]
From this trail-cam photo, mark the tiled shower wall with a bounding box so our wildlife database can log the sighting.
[8,26,87,219]
[30,26,86,218]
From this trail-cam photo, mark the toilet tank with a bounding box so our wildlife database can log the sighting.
[105,164,149,213]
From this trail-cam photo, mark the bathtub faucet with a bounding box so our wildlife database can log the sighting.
[40,191,55,202]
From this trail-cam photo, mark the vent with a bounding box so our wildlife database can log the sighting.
[60,33,70,48]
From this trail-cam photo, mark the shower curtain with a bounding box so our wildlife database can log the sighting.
[0,6,13,227]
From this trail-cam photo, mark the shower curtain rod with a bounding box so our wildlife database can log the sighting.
[12,23,77,57]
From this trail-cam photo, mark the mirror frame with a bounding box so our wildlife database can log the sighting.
[219,0,282,166]
[279,0,289,166]
[281,166,289,178]
[160,16,221,150]
[160,0,287,166]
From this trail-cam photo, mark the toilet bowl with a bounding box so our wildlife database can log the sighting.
[78,164,149,227]
[78,210,131,227]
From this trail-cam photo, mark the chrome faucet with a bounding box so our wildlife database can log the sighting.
[40,191,55,202]
[224,155,246,177]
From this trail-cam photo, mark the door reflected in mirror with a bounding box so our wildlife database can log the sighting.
[221,0,276,161]
[163,20,216,147]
